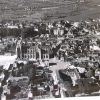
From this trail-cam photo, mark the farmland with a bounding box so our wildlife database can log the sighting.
[0,0,100,22]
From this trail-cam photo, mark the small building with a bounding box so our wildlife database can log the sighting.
[95,68,100,80]
[53,27,64,36]
[0,43,7,54]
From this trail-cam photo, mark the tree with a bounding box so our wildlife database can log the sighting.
[23,27,40,38]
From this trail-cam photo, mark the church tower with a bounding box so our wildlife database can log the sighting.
[16,38,22,59]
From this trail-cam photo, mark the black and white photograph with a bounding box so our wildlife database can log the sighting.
[1,0,100,100]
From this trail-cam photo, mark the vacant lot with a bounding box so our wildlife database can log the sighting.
[0,0,100,22]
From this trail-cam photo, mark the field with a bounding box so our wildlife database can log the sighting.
[0,0,100,22]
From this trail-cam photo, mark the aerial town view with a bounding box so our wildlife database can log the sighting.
[1,0,100,100]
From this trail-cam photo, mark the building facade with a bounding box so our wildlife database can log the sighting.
[16,39,51,61]
[16,40,40,60]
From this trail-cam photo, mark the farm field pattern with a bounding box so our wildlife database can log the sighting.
[0,0,100,22]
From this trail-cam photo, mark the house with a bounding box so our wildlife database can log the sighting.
[95,68,100,80]
[0,43,7,53]
[53,27,64,36]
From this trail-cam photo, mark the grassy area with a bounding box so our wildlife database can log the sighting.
[0,0,100,22]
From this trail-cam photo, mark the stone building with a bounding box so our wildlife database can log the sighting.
[16,39,40,60]
[16,39,51,61]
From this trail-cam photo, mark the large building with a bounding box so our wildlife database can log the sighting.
[16,39,40,60]
[16,39,51,61]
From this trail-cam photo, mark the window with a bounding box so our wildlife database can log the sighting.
[27,49,29,53]
[46,55,48,58]
[31,49,33,53]
[28,55,30,58]
[24,55,26,58]
[44,55,46,58]
[30,55,32,58]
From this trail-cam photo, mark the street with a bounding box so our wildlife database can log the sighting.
[49,57,73,97]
